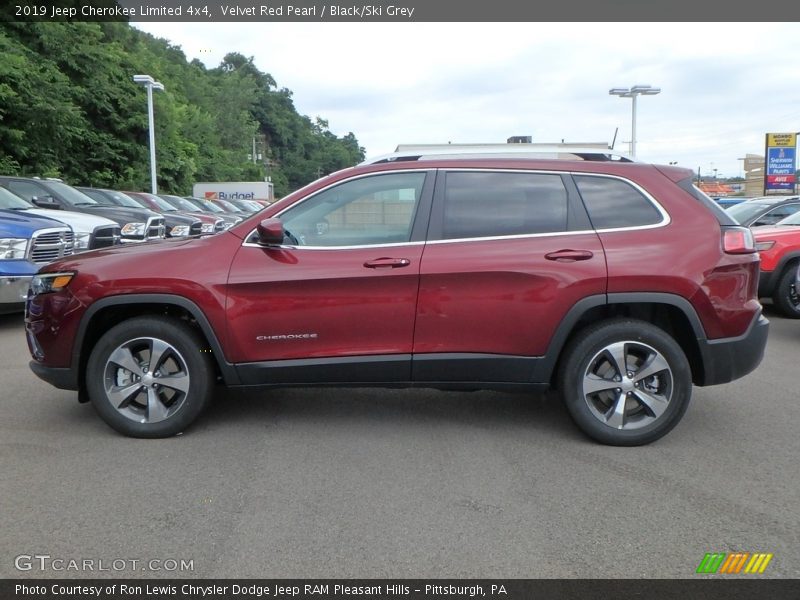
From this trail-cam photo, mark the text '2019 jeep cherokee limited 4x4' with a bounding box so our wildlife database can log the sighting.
[25,147,769,445]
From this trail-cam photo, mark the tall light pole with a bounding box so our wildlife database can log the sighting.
[609,84,661,157]
[133,74,165,194]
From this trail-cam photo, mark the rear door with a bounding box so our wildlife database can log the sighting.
[412,169,607,383]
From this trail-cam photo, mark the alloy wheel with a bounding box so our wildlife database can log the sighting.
[102,337,191,424]
[581,341,673,430]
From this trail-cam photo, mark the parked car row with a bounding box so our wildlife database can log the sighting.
[725,195,800,318]
[0,176,264,313]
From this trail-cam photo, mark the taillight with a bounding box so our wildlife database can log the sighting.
[723,227,756,254]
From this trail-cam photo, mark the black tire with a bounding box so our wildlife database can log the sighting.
[557,319,692,446]
[86,316,215,438]
[772,264,800,319]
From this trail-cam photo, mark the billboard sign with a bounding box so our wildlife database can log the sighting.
[764,133,797,192]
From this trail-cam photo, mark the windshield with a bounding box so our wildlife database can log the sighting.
[0,186,33,210]
[164,195,201,212]
[199,199,224,212]
[106,191,144,208]
[240,200,264,211]
[726,202,772,224]
[775,212,800,226]
[215,199,242,212]
[45,181,100,206]
[137,193,176,211]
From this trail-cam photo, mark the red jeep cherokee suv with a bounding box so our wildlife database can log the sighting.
[25,149,769,445]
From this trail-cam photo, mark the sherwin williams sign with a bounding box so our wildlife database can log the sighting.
[765,132,797,192]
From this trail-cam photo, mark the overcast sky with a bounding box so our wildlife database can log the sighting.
[133,22,800,177]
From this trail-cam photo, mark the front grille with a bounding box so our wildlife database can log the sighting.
[29,227,74,264]
[90,225,121,249]
[214,219,225,233]
[146,217,166,240]
[190,221,203,236]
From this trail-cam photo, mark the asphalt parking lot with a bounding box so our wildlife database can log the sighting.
[1,306,798,579]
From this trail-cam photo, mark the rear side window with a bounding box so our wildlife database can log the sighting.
[442,172,568,239]
[574,175,662,229]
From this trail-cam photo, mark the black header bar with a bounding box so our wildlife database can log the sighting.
[4,0,800,22]
[4,579,800,600]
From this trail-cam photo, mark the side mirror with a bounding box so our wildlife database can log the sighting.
[32,195,59,209]
[256,217,284,246]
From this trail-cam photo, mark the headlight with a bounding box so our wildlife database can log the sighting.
[0,238,28,259]
[170,225,190,237]
[200,223,215,233]
[222,222,234,230]
[755,241,775,251]
[74,232,91,250]
[121,222,146,236]
[29,271,75,296]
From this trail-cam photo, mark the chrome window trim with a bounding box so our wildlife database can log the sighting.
[568,171,671,232]
[241,167,671,250]
[243,240,426,251]
[242,168,430,250]
[426,168,669,244]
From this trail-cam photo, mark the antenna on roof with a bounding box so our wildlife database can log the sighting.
[611,127,618,150]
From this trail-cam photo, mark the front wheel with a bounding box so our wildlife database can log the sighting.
[772,264,800,318]
[558,319,692,446]
[86,316,215,438]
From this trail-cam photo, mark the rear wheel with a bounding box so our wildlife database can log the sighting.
[558,319,692,446]
[86,316,214,438]
[772,264,800,318]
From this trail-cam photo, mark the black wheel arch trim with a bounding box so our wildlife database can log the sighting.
[65,291,742,392]
[606,292,706,337]
[534,292,708,383]
[72,294,239,386]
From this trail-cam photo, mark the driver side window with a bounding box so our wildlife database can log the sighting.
[279,172,426,247]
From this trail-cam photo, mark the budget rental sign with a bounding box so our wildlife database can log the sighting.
[765,132,797,192]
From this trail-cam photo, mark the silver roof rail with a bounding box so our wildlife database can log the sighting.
[360,144,637,165]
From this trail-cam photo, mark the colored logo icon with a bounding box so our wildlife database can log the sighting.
[696,552,773,574]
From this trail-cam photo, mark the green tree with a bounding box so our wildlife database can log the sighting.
[0,22,365,196]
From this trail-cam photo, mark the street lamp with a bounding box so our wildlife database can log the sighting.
[609,84,661,157]
[133,74,165,194]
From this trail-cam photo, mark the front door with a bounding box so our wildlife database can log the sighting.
[226,170,434,384]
